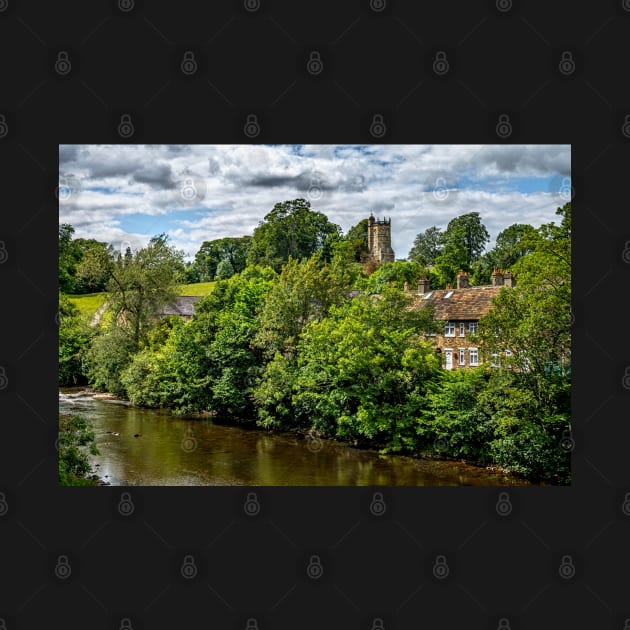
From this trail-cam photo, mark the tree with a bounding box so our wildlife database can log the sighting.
[215,259,234,280]
[344,218,369,262]
[408,226,442,266]
[193,236,252,281]
[476,202,571,479]
[121,265,276,415]
[106,234,186,348]
[470,223,537,285]
[59,223,81,293]
[363,260,428,293]
[59,292,95,386]
[478,203,570,381]
[434,212,489,286]
[252,255,350,359]
[290,287,440,449]
[74,239,115,293]
[246,199,341,272]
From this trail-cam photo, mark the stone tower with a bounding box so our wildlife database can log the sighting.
[367,213,395,263]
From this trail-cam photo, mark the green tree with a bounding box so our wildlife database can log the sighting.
[59,224,81,293]
[215,258,234,280]
[408,226,442,266]
[122,265,276,415]
[434,213,490,286]
[193,236,252,281]
[344,218,369,262]
[74,239,115,294]
[252,255,350,359]
[84,326,137,396]
[474,203,571,483]
[470,223,537,285]
[246,199,341,271]
[106,234,185,349]
[58,292,95,386]
[289,287,440,449]
[477,203,571,385]
[364,260,428,293]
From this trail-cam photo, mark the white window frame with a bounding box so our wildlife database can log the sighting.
[468,322,478,335]
[444,321,455,337]
[490,352,499,368]
[469,348,479,366]
[458,348,465,365]
[459,323,466,337]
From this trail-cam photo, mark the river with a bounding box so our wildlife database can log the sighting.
[59,388,535,486]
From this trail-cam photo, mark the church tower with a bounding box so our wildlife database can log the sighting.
[367,213,395,263]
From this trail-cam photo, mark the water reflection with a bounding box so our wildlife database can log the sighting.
[59,389,534,487]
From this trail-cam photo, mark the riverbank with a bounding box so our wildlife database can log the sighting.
[60,388,537,486]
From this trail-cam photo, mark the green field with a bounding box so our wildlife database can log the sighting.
[180,281,216,296]
[67,282,216,321]
[67,292,107,319]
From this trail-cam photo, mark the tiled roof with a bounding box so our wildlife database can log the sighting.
[411,285,503,320]
[160,295,202,317]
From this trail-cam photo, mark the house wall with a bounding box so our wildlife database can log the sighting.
[427,320,481,370]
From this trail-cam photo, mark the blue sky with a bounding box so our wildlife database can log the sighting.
[59,144,571,262]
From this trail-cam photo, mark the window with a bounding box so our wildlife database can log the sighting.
[444,322,455,337]
[468,322,478,335]
[443,290,453,299]
[490,353,499,368]
[422,291,433,300]
[469,348,478,366]
[459,323,465,337]
[458,348,465,365]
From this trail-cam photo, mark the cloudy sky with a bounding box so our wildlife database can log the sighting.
[59,144,571,262]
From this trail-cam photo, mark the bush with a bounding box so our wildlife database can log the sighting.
[84,327,136,397]
[58,414,99,486]
[490,413,571,484]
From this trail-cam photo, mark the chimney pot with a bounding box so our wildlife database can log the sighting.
[417,278,430,294]
[492,269,504,287]
[456,271,469,289]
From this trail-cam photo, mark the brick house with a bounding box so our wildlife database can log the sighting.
[411,270,514,370]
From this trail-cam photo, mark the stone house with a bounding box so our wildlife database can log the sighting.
[411,270,514,370]
[158,296,202,322]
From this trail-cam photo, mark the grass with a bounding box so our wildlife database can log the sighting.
[68,292,107,319]
[67,282,216,321]
[180,281,216,296]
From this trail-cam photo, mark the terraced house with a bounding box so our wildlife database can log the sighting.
[411,269,515,370]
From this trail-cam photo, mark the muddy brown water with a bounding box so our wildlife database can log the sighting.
[59,388,535,486]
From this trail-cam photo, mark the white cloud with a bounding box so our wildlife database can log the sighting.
[59,144,571,261]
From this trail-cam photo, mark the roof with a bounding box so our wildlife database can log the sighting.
[411,285,503,320]
[160,295,202,317]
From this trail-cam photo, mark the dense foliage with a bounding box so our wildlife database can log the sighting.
[58,414,99,486]
[59,200,572,483]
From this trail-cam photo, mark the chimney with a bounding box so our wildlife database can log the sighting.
[503,270,514,287]
[492,269,504,287]
[417,278,430,294]
[456,271,469,289]
[446,283,452,290]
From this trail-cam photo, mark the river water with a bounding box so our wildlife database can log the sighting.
[59,388,535,486]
